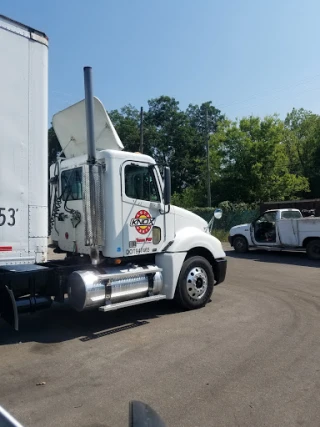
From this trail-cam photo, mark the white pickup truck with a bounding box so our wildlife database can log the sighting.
[229,209,320,260]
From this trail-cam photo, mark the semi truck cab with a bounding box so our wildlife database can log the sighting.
[0,16,227,330]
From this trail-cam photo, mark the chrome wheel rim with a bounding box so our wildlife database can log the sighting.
[186,267,208,300]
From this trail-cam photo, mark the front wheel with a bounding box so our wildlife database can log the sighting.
[174,256,214,310]
[233,236,249,253]
[306,239,320,260]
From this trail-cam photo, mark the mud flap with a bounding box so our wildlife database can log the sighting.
[1,286,19,331]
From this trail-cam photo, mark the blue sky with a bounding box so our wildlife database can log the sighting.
[2,0,320,123]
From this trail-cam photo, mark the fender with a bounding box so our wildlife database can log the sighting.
[229,223,253,246]
[156,227,226,299]
[168,227,225,259]
[155,252,186,299]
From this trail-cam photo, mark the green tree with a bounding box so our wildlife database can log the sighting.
[109,104,141,153]
[145,96,204,193]
[212,115,309,203]
[48,99,319,207]
[186,101,224,135]
[171,185,206,208]
[284,108,320,197]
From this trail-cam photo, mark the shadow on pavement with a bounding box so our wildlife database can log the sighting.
[226,249,320,268]
[0,300,182,346]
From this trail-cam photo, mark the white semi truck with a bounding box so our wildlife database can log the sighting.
[0,15,227,330]
[229,208,320,260]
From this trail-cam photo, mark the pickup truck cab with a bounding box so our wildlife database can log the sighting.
[229,209,320,260]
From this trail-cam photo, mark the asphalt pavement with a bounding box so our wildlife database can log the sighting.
[0,246,319,427]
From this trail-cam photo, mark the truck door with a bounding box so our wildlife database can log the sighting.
[277,210,301,246]
[56,167,84,253]
[122,162,167,256]
[251,211,280,246]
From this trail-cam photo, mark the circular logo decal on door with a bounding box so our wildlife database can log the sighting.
[130,210,155,234]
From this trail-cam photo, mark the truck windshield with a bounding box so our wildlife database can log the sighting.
[281,211,302,219]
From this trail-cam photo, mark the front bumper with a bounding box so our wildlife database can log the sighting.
[228,235,232,245]
[214,258,227,285]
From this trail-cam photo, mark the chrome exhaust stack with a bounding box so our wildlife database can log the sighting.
[84,66,96,164]
[83,66,99,264]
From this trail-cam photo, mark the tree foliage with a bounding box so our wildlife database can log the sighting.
[212,115,309,204]
[48,99,320,207]
[284,108,320,197]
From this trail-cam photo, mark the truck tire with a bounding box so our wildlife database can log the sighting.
[174,256,214,310]
[233,236,248,253]
[306,239,320,260]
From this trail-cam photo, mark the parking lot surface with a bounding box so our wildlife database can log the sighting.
[1,246,319,427]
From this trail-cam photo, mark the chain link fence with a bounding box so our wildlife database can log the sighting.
[189,208,259,231]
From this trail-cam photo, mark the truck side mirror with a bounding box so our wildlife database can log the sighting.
[129,401,166,427]
[214,208,223,219]
[164,167,171,205]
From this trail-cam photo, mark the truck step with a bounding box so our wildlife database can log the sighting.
[99,294,166,312]
[97,266,162,282]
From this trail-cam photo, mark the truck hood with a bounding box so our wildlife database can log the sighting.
[230,223,250,235]
[52,97,124,158]
[172,206,208,232]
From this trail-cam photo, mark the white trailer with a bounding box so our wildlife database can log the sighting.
[0,15,227,331]
[0,14,48,265]
[229,208,320,259]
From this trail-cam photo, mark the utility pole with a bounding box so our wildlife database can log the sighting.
[206,108,211,207]
[139,106,144,153]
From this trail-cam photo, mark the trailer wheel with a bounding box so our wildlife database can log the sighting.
[306,239,320,260]
[174,256,214,310]
[233,236,248,253]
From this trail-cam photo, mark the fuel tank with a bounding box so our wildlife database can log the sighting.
[68,265,163,311]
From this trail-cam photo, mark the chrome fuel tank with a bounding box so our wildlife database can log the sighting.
[68,265,163,311]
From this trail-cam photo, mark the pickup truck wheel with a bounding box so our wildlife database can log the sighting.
[306,239,320,260]
[174,256,214,310]
[233,236,248,253]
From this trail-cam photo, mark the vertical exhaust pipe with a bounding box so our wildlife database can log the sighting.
[83,66,99,264]
[84,66,96,164]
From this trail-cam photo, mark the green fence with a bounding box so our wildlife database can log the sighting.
[189,208,259,231]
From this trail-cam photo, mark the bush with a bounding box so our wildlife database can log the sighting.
[211,229,229,242]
